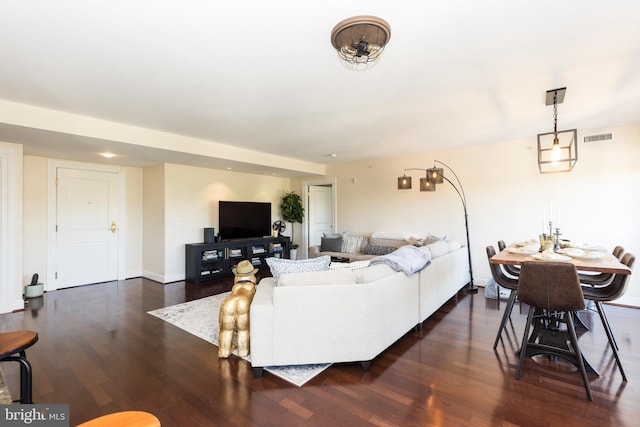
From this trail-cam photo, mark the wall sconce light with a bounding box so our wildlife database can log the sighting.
[537,87,578,173]
[397,160,477,293]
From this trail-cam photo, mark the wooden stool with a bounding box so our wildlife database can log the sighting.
[77,411,161,427]
[0,330,39,404]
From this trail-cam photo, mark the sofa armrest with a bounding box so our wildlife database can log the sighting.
[308,245,321,258]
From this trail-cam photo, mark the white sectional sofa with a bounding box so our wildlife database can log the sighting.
[249,241,470,375]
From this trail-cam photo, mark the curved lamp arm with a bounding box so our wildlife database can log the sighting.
[398,161,476,293]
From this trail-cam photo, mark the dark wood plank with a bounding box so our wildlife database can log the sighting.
[1,277,638,426]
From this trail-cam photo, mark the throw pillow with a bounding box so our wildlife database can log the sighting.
[342,235,365,253]
[266,256,331,284]
[424,233,447,244]
[278,269,356,286]
[363,245,397,255]
[321,236,343,252]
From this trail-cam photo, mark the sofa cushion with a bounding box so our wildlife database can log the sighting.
[426,240,449,259]
[354,264,397,283]
[278,269,356,286]
[321,236,343,252]
[329,260,371,271]
[266,255,331,283]
[368,237,407,248]
[447,240,462,251]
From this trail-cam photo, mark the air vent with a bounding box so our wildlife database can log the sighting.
[583,133,613,143]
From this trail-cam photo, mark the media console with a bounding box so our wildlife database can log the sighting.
[185,236,291,284]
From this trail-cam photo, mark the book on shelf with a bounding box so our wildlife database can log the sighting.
[202,250,219,261]
[251,257,261,266]
[252,246,266,254]
[229,248,243,257]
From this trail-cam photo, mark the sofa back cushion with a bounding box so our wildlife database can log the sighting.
[278,269,356,286]
[266,255,331,283]
[329,260,371,271]
[368,237,407,248]
[425,240,449,259]
[354,264,398,283]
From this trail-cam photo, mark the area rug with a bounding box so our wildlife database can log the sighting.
[147,292,330,386]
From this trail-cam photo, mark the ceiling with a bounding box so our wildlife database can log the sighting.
[1,1,639,176]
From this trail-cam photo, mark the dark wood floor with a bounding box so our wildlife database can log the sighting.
[1,277,639,426]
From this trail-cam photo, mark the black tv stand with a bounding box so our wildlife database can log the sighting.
[185,236,290,284]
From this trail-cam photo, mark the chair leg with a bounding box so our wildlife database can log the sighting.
[566,312,593,400]
[594,302,626,381]
[493,289,517,349]
[595,301,619,351]
[516,305,534,380]
[6,353,34,404]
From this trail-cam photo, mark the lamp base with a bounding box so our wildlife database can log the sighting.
[463,282,479,294]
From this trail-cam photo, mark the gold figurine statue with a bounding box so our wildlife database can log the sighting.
[218,260,258,358]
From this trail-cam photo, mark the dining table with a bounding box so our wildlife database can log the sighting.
[489,245,632,377]
[489,248,632,275]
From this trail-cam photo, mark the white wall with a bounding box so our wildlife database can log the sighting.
[311,123,640,305]
[147,163,292,283]
[142,164,166,282]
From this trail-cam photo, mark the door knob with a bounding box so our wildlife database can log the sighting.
[111,221,117,233]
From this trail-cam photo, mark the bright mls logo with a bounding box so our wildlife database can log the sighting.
[0,405,69,426]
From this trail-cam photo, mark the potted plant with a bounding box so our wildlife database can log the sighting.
[280,191,304,259]
[24,273,44,298]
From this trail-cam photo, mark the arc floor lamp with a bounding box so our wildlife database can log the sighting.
[398,160,477,293]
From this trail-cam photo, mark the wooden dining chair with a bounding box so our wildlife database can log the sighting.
[0,330,39,403]
[486,246,519,349]
[581,252,635,381]
[516,261,592,400]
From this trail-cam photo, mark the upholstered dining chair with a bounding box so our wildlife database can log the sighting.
[516,261,592,400]
[497,240,521,278]
[486,246,519,349]
[581,252,635,381]
[0,330,39,403]
[578,245,625,286]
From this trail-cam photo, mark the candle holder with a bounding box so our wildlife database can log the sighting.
[554,228,562,251]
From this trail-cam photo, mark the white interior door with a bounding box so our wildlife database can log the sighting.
[56,168,119,288]
[308,185,334,248]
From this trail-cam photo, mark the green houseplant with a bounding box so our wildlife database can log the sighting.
[280,191,304,251]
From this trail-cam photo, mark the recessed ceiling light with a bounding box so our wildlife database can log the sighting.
[100,152,116,158]
[328,153,337,158]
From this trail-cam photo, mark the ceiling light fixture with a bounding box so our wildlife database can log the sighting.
[537,87,577,173]
[100,152,115,158]
[330,15,391,71]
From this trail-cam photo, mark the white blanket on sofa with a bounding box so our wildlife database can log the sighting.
[369,245,431,275]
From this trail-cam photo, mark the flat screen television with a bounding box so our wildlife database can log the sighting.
[218,201,272,240]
